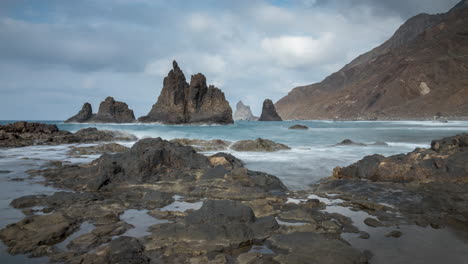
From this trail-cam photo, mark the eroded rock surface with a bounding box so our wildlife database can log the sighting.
[234,101,258,121]
[259,99,282,121]
[230,138,290,152]
[65,97,136,123]
[139,61,233,124]
[0,122,136,148]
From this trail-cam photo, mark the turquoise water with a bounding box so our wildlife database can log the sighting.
[2,120,468,189]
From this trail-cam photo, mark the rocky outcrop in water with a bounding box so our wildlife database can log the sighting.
[289,124,308,130]
[65,103,94,123]
[259,99,282,121]
[138,61,233,124]
[65,97,136,123]
[234,101,258,121]
[333,133,468,183]
[276,1,468,119]
[0,122,136,148]
[230,138,290,152]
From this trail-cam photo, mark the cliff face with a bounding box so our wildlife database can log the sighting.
[139,61,233,124]
[234,101,258,121]
[259,99,282,121]
[65,97,135,123]
[276,1,468,120]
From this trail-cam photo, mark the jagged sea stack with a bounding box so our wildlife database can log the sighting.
[259,99,282,121]
[65,97,136,123]
[234,101,258,121]
[65,103,94,123]
[138,61,233,124]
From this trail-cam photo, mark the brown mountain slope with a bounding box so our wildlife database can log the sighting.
[276,1,468,120]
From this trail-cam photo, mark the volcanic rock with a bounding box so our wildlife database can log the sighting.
[234,101,258,121]
[92,96,136,123]
[65,97,136,123]
[333,133,468,183]
[65,103,94,123]
[170,138,232,152]
[139,61,233,124]
[288,124,308,130]
[230,138,290,152]
[0,122,136,148]
[259,99,282,121]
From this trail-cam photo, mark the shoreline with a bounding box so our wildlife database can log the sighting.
[1,122,468,263]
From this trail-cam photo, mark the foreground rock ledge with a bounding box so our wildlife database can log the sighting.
[0,122,137,148]
[0,137,371,263]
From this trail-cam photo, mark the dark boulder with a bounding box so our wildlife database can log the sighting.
[230,138,290,152]
[288,124,308,130]
[138,61,233,124]
[259,99,282,121]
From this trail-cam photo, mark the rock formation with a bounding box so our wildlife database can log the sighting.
[138,61,233,124]
[289,124,308,130]
[92,97,136,123]
[276,1,468,120]
[259,99,282,121]
[230,138,290,152]
[333,133,468,183]
[233,101,258,121]
[0,122,137,148]
[65,97,136,123]
[65,103,94,123]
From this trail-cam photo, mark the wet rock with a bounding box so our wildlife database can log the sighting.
[0,122,136,148]
[209,152,244,169]
[364,218,384,227]
[259,99,282,121]
[333,134,468,183]
[288,125,308,130]
[0,170,12,174]
[67,222,130,252]
[385,230,402,238]
[0,212,78,255]
[10,194,47,208]
[335,139,367,146]
[147,200,279,255]
[76,236,150,264]
[68,143,129,156]
[237,252,275,264]
[268,232,368,264]
[234,101,258,121]
[359,231,370,239]
[170,138,232,152]
[230,138,290,152]
[65,103,94,123]
[65,97,136,123]
[139,61,233,124]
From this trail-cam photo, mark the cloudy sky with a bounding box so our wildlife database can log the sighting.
[0,0,459,120]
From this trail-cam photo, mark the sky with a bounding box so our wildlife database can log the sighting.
[0,0,460,120]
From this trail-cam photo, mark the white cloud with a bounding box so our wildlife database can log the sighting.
[261,33,336,68]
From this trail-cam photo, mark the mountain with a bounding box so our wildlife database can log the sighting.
[233,101,258,121]
[138,61,233,124]
[276,0,468,120]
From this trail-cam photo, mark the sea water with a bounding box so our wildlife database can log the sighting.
[34,120,468,189]
[1,120,468,263]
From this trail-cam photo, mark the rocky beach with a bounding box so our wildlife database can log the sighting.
[1,120,468,263]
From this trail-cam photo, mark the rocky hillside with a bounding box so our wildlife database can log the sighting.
[139,61,233,124]
[276,0,468,120]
